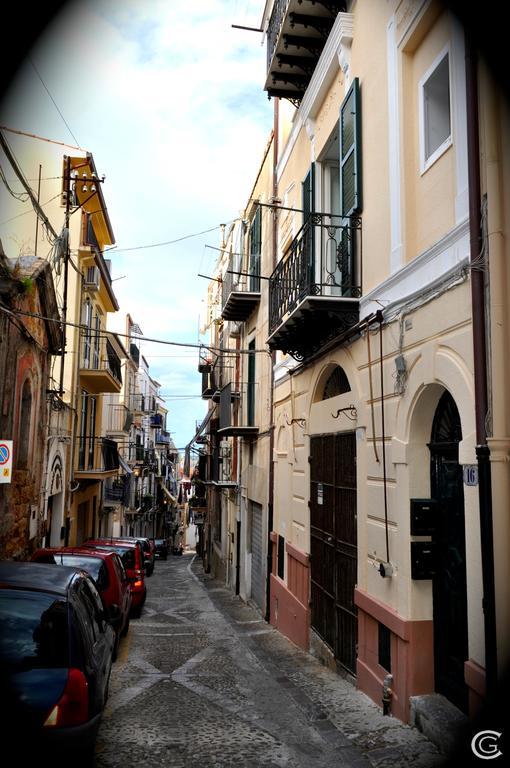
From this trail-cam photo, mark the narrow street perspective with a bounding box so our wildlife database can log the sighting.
[0,2,509,766]
[97,551,443,768]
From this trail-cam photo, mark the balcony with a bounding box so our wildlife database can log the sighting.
[104,478,128,505]
[155,429,171,445]
[217,383,258,439]
[76,437,119,479]
[150,413,163,429]
[80,338,122,394]
[265,0,345,103]
[201,366,216,399]
[129,393,156,413]
[105,403,133,435]
[268,214,361,361]
[221,253,261,321]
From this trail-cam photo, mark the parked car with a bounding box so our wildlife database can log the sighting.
[110,536,155,576]
[151,537,169,560]
[82,539,146,617]
[30,547,132,659]
[0,561,115,761]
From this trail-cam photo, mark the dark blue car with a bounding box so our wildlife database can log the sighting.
[0,561,115,762]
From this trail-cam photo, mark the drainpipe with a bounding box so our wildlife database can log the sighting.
[465,31,498,696]
[265,97,278,624]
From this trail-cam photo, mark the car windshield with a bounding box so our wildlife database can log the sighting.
[45,554,107,590]
[0,589,69,669]
[85,545,135,569]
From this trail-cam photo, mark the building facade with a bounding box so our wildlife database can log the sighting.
[197,0,508,726]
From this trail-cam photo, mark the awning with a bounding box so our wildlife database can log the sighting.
[161,485,177,504]
[118,454,133,474]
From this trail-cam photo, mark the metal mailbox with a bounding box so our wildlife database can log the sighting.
[411,541,437,580]
[410,498,438,536]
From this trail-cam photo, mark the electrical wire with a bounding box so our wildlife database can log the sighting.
[103,222,236,255]
[0,304,270,356]
[29,58,82,149]
[0,163,30,201]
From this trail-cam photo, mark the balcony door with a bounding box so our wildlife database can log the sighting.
[321,161,343,296]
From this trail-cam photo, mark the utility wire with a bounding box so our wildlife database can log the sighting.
[0,125,83,151]
[0,304,270,355]
[29,58,82,149]
[103,222,235,255]
[0,129,59,241]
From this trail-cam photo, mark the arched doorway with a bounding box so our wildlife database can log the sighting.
[429,390,468,712]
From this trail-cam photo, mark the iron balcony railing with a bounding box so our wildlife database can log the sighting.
[221,253,260,306]
[267,0,289,70]
[269,213,362,335]
[81,335,122,384]
[77,437,119,473]
[155,430,171,445]
[129,393,156,413]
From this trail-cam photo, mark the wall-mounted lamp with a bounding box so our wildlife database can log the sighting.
[331,405,357,421]
[285,415,306,428]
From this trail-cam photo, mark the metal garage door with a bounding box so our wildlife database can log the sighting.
[250,501,264,610]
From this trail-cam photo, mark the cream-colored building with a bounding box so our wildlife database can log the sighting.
[253,0,509,725]
[192,137,275,612]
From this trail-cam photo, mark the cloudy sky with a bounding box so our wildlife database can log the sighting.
[0,0,273,451]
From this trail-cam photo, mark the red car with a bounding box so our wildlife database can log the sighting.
[31,547,132,659]
[108,537,156,576]
[83,539,147,617]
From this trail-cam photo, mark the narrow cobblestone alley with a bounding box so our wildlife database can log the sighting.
[96,553,446,768]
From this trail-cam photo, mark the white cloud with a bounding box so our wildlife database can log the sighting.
[1,0,273,449]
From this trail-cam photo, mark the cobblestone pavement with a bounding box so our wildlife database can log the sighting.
[96,552,447,768]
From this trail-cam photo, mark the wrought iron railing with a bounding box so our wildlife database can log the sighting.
[221,253,260,312]
[77,437,119,472]
[269,214,362,334]
[267,0,290,70]
[81,334,122,384]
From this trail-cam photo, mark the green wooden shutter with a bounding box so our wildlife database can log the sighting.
[247,340,256,426]
[340,78,362,217]
[302,163,315,221]
[249,206,261,292]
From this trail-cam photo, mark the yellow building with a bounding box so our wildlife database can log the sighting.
[0,135,125,549]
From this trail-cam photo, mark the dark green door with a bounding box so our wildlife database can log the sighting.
[429,391,468,712]
[310,432,357,674]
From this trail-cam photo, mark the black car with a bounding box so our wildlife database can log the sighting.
[0,561,115,761]
[151,538,169,560]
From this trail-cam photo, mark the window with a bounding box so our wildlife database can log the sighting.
[420,50,451,171]
[92,311,101,369]
[321,366,351,400]
[78,391,87,470]
[87,396,97,469]
[17,378,32,468]
[82,299,92,368]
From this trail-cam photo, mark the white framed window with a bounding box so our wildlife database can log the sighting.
[419,47,452,173]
